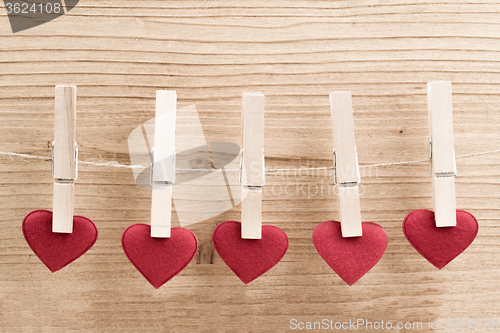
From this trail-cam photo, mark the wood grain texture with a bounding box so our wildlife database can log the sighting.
[150,90,176,238]
[428,81,457,227]
[330,91,363,237]
[1,1,500,332]
[53,85,76,181]
[52,85,77,233]
[242,92,265,239]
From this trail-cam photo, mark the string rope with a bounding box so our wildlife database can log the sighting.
[1,148,499,172]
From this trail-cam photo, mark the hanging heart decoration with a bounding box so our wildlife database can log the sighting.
[212,221,288,284]
[313,220,388,285]
[121,224,198,288]
[403,209,478,269]
[22,209,98,272]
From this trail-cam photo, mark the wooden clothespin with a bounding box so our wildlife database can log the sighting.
[241,92,265,239]
[428,81,457,227]
[150,90,177,238]
[330,92,363,237]
[52,85,77,233]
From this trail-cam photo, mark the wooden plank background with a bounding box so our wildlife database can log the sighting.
[1,1,500,332]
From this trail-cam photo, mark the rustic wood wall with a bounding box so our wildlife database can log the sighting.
[1,1,500,332]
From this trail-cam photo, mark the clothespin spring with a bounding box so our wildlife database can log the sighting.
[429,138,457,178]
[150,146,176,187]
[239,148,265,189]
[333,147,360,187]
[51,141,78,183]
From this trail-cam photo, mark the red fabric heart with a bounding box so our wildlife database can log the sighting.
[22,209,98,272]
[212,221,288,284]
[313,221,388,286]
[121,224,198,289]
[403,209,478,269]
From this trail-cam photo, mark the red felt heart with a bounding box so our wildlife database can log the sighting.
[313,221,388,286]
[121,224,198,289]
[403,209,478,269]
[212,221,288,284]
[22,209,98,272]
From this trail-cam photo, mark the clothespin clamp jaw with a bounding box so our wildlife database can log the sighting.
[150,90,177,238]
[51,141,78,234]
[330,91,363,238]
[428,81,457,227]
[52,85,77,234]
[240,92,265,239]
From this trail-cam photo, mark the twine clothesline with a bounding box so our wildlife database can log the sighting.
[0,149,499,173]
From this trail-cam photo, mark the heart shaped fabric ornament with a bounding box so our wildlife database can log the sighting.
[313,221,388,286]
[22,209,98,272]
[403,209,478,269]
[212,221,288,284]
[121,224,198,289]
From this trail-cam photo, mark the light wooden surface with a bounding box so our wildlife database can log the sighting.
[53,85,76,181]
[241,188,263,239]
[1,1,500,332]
[150,90,176,238]
[150,185,172,238]
[52,85,76,233]
[241,92,265,187]
[331,91,359,184]
[241,92,265,239]
[428,81,457,227]
[337,185,363,238]
[330,91,363,237]
[428,82,456,176]
[52,182,75,233]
